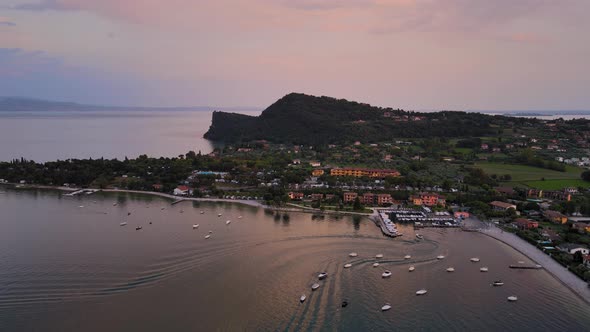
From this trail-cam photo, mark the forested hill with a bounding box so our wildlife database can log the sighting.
[204,93,531,145]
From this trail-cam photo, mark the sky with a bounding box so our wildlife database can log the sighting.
[0,0,589,110]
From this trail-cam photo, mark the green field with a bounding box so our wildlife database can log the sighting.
[475,162,589,189]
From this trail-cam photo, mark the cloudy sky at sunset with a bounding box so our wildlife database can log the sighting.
[1,0,589,110]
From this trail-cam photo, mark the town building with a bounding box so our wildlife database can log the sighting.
[543,210,568,224]
[311,169,325,177]
[310,193,324,201]
[557,243,589,255]
[572,222,590,234]
[288,192,304,200]
[490,201,517,211]
[410,193,446,207]
[173,185,192,196]
[343,192,358,203]
[513,218,539,230]
[330,168,400,178]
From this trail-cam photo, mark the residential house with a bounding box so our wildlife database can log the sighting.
[173,185,192,196]
[514,218,539,230]
[454,211,470,219]
[309,161,321,167]
[495,187,515,196]
[411,193,446,207]
[572,222,590,234]
[288,192,304,200]
[377,194,393,206]
[360,193,376,205]
[310,193,324,201]
[343,192,358,203]
[543,210,568,224]
[541,229,561,242]
[556,243,589,255]
[490,201,517,211]
[312,169,325,177]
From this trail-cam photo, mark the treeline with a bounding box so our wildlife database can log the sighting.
[513,149,566,172]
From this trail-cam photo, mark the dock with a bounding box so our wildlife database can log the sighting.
[64,189,99,196]
[509,264,543,269]
[375,211,402,238]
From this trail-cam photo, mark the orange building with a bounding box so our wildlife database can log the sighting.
[410,192,446,207]
[312,169,325,176]
[330,168,400,178]
[343,192,358,203]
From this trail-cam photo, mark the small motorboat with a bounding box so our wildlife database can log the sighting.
[375,254,383,259]
[404,255,411,260]
[349,252,358,257]
[205,234,211,239]
[480,267,489,272]
[507,296,518,302]
[238,216,243,219]
[437,255,445,260]
[226,220,231,225]
[135,226,142,230]
[127,212,131,216]
[180,210,184,213]
[416,234,423,240]
[382,270,392,278]
[192,224,199,229]
[208,230,213,234]
[381,303,392,311]
[493,280,504,286]
[113,203,118,206]
[344,263,352,269]
[300,294,306,303]
[161,207,165,210]
[373,263,380,268]
[318,272,328,280]
[311,283,320,291]
[341,300,348,308]
[416,289,427,295]
[218,213,222,217]
[200,211,205,214]
[446,267,455,272]
[409,266,415,272]
[79,205,84,208]
[120,222,127,226]
[470,258,480,262]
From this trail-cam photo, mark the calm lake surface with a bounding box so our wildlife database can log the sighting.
[0,110,260,162]
[1,188,589,331]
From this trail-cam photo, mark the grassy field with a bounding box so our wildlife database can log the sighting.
[475,162,589,189]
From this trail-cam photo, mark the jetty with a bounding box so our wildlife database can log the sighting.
[64,189,99,196]
[375,210,402,237]
[509,264,543,270]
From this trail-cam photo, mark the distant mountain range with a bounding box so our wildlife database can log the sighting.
[0,97,259,113]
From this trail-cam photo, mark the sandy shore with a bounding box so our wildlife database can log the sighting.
[480,226,590,304]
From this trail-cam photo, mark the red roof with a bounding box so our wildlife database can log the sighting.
[177,185,190,191]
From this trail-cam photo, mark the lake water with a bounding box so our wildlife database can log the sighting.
[0,110,260,162]
[1,188,589,331]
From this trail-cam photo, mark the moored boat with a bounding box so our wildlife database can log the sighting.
[381,303,392,311]
[120,222,127,226]
[382,270,392,278]
[404,255,411,260]
[470,257,480,262]
[493,280,504,286]
[318,272,328,280]
[437,255,445,260]
[375,254,383,259]
[373,263,380,268]
[226,220,231,225]
[300,294,306,303]
[344,263,352,268]
[311,283,320,291]
[480,267,488,272]
[507,296,518,302]
[193,224,199,229]
[416,289,427,295]
[409,266,415,272]
[205,234,211,239]
[446,267,455,272]
[349,252,358,257]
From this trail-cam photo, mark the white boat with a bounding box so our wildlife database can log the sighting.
[470,258,480,262]
[208,230,213,234]
[517,261,525,264]
[238,216,243,219]
[135,226,142,230]
[311,283,320,291]
[382,270,392,278]
[507,296,518,302]
[79,205,84,208]
[446,267,455,272]
[381,303,392,311]
[161,207,165,210]
[344,263,352,268]
[218,213,222,217]
[375,254,383,259]
[404,255,411,260]
[493,280,504,286]
[318,272,328,280]
[200,211,204,214]
[416,289,427,295]
[205,234,211,239]
[192,224,199,229]
[416,234,423,240]
[226,220,231,225]
[480,267,488,272]
[120,222,127,226]
[113,203,118,206]
[409,266,415,272]
[300,294,306,303]
[373,263,380,268]
[349,252,358,257]
[437,255,445,260]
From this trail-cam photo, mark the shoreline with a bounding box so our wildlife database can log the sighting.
[479,226,590,305]
[1,183,373,217]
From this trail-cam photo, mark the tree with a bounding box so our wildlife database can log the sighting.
[353,197,363,211]
[582,170,590,182]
